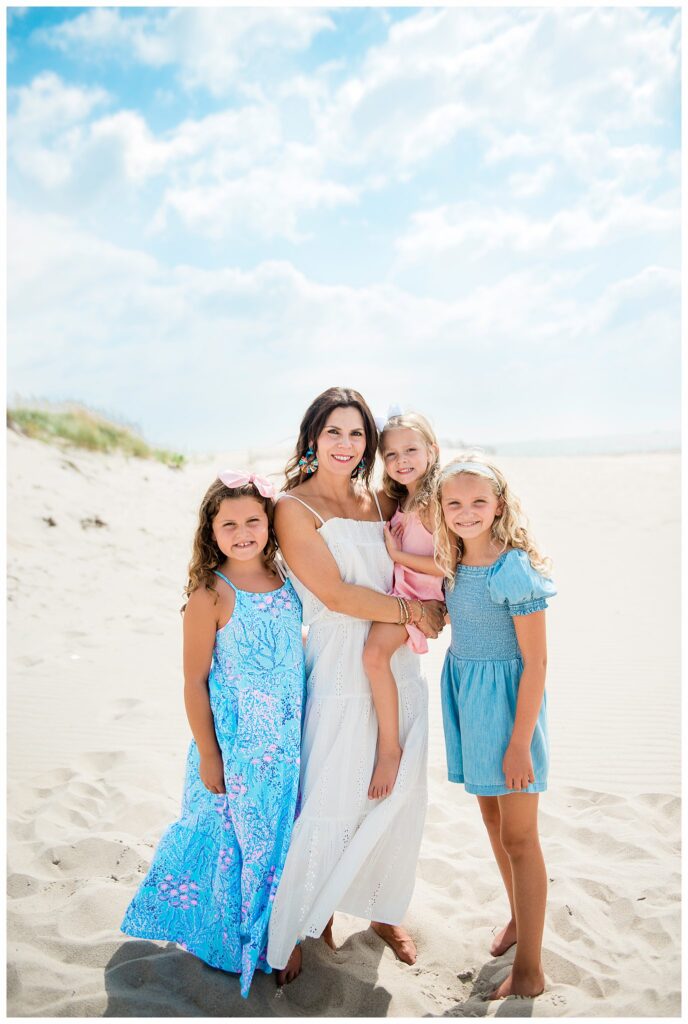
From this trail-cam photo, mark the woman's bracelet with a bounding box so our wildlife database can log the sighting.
[407,599,425,625]
[395,596,410,625]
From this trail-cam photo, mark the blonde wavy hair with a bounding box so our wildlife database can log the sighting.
[182,477,278,610]
[433,452,551,587]
[380,412,440,514]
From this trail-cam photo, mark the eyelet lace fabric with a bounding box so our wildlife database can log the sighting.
[267,516,428,970]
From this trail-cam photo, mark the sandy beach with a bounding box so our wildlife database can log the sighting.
[6,429,681,1017]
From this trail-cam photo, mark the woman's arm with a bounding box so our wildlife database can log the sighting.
[502,610,547,790]
[275,499,444,634]
[183,586,231,793]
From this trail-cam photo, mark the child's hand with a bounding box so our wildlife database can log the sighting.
[384,520,403,560]
[502,741,535,791]
[199,749,226,794]
[416,600,446,638]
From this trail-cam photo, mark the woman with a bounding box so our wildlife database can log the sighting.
[266,387,445,984]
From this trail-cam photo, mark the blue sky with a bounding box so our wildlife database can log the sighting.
[7,6,681,452]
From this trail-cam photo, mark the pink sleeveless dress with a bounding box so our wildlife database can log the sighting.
[390,507,444,654]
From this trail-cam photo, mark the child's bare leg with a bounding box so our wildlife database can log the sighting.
[363,622,409,799]
[489,794,546,999]
[477,796,517,956]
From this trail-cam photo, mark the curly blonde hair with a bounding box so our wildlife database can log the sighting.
[182,478,278,609]
[433,452,551,587]
[380,412,440,515]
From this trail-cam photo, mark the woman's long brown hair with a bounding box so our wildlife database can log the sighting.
[283,386,379,491]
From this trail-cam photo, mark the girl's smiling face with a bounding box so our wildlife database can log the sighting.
[382,427,435,487]
[441,473,503,542]
[315,406,367,476]
[212,496,269,562]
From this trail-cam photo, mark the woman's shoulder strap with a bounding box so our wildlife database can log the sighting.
[277,492,326,526]
[213,569,238,592]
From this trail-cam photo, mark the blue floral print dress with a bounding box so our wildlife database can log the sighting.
[121,571,305,997]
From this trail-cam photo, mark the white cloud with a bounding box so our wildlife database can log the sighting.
[7,8,680,446]
[8,71,109,187]
[35,7,334,97]
[155,143,358,241]
[8,69,359,238]
[576,265,681,337]
[315,6,678,185]
[508,163,555,199]
[396,191,678,263]
[88,104,283,185]
[9,205,679,449]
[12,8,680,245]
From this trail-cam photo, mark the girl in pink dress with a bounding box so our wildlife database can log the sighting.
[364,412,445,799]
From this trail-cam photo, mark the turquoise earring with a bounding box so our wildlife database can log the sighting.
[298,448,318,474]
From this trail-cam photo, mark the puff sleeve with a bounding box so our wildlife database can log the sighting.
[488,549,556,616]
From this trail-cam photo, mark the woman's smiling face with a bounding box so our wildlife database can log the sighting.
[314,406,367,476]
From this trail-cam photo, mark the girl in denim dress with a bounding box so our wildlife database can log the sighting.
[434,454,556,1001]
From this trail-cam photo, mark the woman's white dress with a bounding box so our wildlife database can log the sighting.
[267,496,429,969]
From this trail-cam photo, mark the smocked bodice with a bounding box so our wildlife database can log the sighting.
[446,549,556,661]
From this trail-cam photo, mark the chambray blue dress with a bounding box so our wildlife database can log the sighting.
[121,572,305,997]
[441,549,556,796]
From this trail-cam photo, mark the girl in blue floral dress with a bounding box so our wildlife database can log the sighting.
[434,454,556,1002]
[121,471,305,997]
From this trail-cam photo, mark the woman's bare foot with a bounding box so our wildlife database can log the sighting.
[489,964,545,999]
[368,747,402,799]
[371,922,417,964]
[275,945,302,986]
[490,918,517,957]
[322,915,336,950]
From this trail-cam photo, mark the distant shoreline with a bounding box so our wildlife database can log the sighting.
[8,404,679,462]
[482,432,680,457]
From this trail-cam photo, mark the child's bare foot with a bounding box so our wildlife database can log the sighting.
[368,747,402,799]
[489,964,545,999]
[371,922,417,964]
[275,945,302,986]
[490,918,517,956]
[322,914,336,950]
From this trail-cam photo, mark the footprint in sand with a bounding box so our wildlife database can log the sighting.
[104,698,144,723]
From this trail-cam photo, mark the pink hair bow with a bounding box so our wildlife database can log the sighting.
[218,469,276,499]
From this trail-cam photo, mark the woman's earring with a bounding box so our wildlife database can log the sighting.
[354,456,366,477]
[298,448,318,474]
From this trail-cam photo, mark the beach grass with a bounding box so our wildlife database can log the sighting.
[7,404,185,468]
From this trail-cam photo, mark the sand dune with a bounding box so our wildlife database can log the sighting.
[7,430,681,1016]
